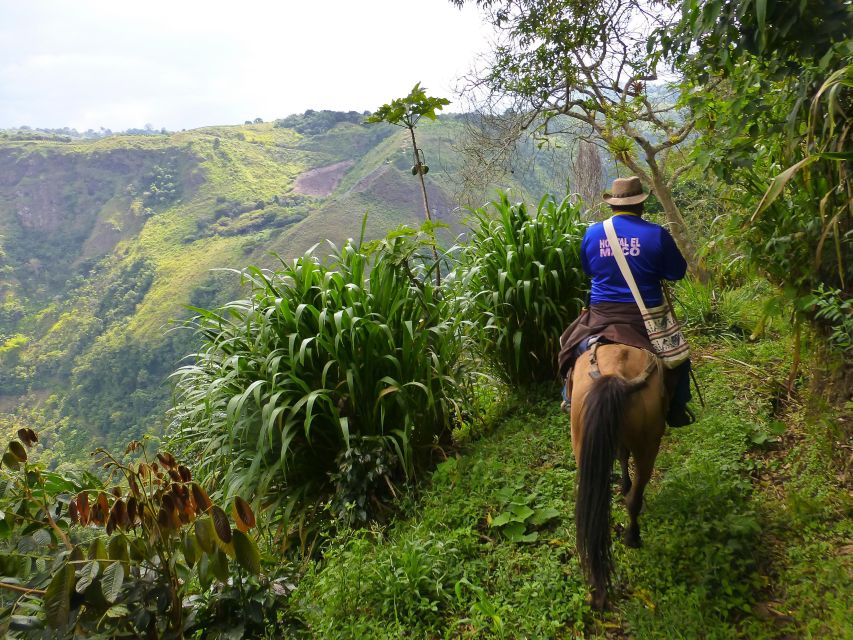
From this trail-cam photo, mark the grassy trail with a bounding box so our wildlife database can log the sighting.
[293,336,852,638]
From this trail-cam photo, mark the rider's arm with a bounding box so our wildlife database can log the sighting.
[659,227,687,281]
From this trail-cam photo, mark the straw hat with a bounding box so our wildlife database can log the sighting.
[602,176,649,206]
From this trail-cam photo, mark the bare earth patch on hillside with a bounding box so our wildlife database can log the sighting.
[293,160,354,197]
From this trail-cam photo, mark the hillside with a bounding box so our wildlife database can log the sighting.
[0,114,574,460]
[291,330,852,638]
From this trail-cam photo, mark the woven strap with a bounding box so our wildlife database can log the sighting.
[603,217,649,314]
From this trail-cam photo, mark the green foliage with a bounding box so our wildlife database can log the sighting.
[366,83,450,129]
[275,109,367,135]
[292,395,591,638]
[455,193,586,385]
[141,162,182,210]
[0,433,262,638]
[289,325,851,638]
[169,227,472,543]
[185,566,301,639]
[487,484,560,543]
[674,278,774,340]
[664,0,852,352]
[809,285,853,355]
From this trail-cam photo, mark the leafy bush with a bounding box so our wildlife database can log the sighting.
[674,278,774,339]
[455,193,586,385]
[295,527,471,636]
[169,228,472,541]
[0,431,261,638]
[274,110,367,135]
[809,285,853,356]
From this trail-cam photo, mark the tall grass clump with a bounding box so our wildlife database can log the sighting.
[456,193,587,386]
[168,228,470,539]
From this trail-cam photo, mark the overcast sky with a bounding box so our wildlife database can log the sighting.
[0,0,493,131]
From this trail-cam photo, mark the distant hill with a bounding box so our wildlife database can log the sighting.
[0,112,577,462]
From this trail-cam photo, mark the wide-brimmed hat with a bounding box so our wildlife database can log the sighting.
[602,176,649,205]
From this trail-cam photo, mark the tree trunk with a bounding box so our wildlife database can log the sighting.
[648,172,708,282]
[408,126,442,287]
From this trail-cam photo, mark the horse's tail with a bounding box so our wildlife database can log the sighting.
[575,374,642,605]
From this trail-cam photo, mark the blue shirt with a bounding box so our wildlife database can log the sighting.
[581,213,687,306]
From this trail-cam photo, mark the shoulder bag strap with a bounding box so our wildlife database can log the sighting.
[603,217,649,314]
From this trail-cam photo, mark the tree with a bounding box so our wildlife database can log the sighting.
[453,0,706,279]
[572,140,604,217]
[662,0,851,365]
[368,83,450,286]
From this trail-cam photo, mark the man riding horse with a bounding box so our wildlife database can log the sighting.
[559,176,694,428]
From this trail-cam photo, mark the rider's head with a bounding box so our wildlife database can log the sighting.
[602,177,648,215]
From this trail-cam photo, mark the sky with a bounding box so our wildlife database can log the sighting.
[0,0,494,131]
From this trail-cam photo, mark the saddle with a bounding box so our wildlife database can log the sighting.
[561,337,661,413]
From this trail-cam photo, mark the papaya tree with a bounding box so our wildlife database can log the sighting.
[368,83,450,286]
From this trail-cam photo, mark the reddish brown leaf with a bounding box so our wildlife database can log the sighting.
[178,465,192,483]
[156,452,177,468]
[94,493,110,526]
[162,493,175,513]
[69,499,79,524]
[211,506,232,544]
[106,513,116,535]
[78,492,90,526]
[157,507,171,531]
[17,428,37,448]
[138,463,151,481]
[110,487,122,499]
[8,441,27,462]
[232,497,256,532]
[111,500,130,531]
[191,483,212,513]
[168,468,182,483]
[127,497,138,526]
[128,474,140,498]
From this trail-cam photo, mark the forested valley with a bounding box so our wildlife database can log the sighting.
[0,0,849,637]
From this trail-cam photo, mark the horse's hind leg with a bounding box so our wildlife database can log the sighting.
[624,450,655,549]
[618,446,631,496]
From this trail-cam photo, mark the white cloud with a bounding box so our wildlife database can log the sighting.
[0,0,492,130]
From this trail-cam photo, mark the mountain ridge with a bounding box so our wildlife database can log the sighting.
[0,113,573,461]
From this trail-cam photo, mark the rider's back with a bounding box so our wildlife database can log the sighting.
[581,214,687,306]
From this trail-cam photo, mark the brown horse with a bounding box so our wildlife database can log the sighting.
[569,342,666,610]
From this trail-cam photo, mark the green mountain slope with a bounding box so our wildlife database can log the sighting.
[0,115,570,461]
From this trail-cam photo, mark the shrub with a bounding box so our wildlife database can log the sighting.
[0,431,261,638]
[169,228,471,541]
[455,193,587,386]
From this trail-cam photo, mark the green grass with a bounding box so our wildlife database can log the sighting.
[289,333,852,638]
